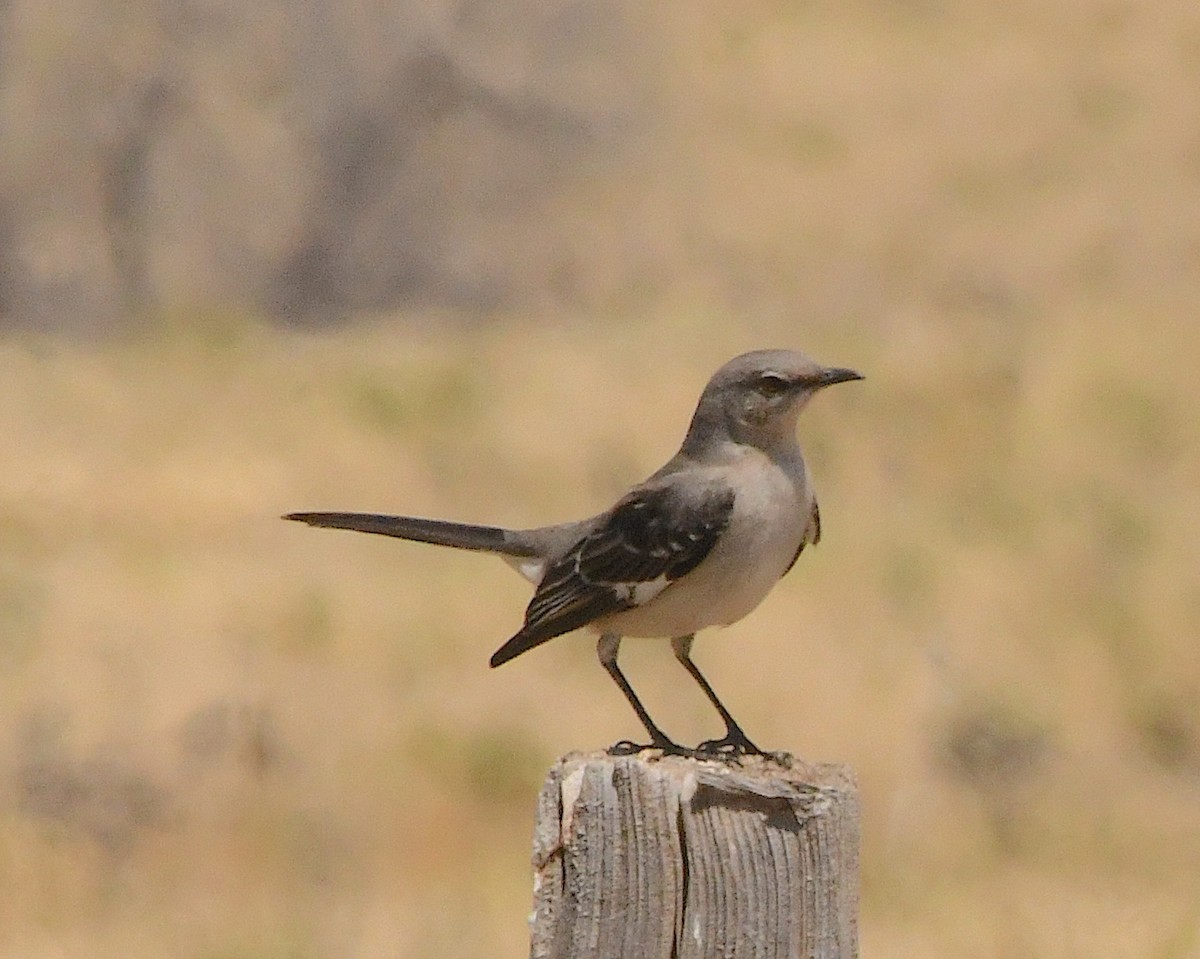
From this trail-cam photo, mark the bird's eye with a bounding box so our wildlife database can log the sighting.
[755,373,791,397]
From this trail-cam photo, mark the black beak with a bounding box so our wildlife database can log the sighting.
[816,367,864,388]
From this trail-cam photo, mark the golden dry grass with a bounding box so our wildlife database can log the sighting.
[1,307,1197,958]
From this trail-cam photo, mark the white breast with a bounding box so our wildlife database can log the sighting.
[594,452,810,639]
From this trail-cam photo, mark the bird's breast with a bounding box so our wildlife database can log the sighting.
[595,454,810,638]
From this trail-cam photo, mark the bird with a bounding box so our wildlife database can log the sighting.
[284,349,862,758]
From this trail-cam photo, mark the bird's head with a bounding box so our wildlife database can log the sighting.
[683,349,863,454]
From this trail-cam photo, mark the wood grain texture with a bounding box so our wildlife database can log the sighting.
[529,752,858,959]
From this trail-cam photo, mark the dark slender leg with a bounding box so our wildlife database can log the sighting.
[598,634,690,756]
[671,635,767,757]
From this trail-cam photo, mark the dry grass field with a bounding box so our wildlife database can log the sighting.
[2,310,1197,958]
[3,2,1200,958]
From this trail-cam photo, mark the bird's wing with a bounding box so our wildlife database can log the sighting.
[783,496,821,576]
[489,481,736,666]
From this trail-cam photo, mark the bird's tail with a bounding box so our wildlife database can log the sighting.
[283,512,536,556]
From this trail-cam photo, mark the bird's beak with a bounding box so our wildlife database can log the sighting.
[816,367,864,388]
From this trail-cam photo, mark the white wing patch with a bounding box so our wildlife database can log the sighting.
[619,574,671,607]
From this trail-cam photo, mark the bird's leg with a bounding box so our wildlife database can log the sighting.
[671,635,769,759]
[598,634,691,756]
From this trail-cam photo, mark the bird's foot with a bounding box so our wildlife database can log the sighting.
[694,730,790,766]
[607,737,695,759]
[693,735,759,762]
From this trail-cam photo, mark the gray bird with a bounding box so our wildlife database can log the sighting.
[285,349,862,757]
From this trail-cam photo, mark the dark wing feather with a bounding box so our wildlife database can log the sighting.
[489,483,735,666]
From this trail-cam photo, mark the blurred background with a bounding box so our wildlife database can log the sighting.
[1,1,1199,956]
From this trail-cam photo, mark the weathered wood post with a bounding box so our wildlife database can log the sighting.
[527,751,859,959]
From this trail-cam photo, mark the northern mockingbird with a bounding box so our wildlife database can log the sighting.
[285,349,862,757]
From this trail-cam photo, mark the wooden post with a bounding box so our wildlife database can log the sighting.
[528,751,859,959]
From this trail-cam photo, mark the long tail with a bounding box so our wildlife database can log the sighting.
[283,512,537,556]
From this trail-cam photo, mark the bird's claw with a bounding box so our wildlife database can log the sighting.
[694,732,791,765]
[607,734,791,766]
[607,738,695,758]
[694,737,756,762]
